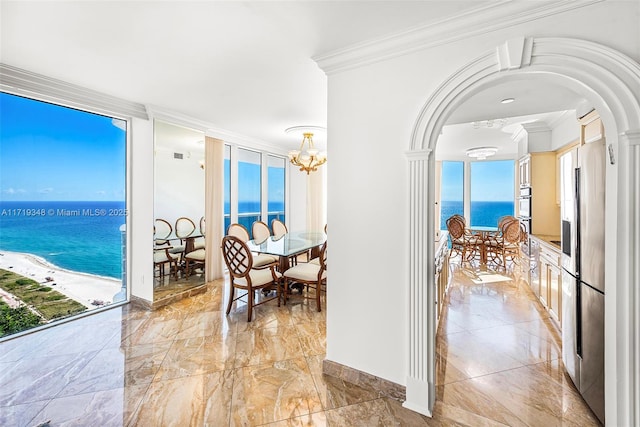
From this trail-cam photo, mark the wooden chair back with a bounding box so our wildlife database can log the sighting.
[252,221,271,242]
[498,215,517,232]
[503,219,522,244]
[227,223,250,242]
[154,218,172,246]
[175,217,196,238]
[271,219,287,237]
[446,215,466,240]
[221,235,253,279]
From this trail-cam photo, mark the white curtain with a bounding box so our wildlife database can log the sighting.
[205,136,224,281]
[306,165,327,233]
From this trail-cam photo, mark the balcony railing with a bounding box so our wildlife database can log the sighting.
[224,211,285,238]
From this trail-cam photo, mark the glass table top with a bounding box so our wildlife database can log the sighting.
[247,231,326,257]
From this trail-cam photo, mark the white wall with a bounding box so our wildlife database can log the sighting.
[129,118,154,302]
[288,164,309,232]
[551,112,581,150]
[323,1,639,388]
[154,149,205,229]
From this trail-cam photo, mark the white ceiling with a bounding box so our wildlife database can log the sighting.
[1,1,586,155]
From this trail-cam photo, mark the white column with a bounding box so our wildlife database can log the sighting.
[403,149,435,416]
[625,131,640,425]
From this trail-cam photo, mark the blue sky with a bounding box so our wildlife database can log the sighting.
[441,159,514,202]
[0,92,126,201]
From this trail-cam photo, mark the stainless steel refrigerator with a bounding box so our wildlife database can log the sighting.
[560,138,605,424]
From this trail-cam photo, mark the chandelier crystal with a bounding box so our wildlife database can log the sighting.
[286,129,326,174]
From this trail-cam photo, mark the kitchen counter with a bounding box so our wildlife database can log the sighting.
[531,234,561,251]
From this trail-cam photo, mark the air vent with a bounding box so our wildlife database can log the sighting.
[173,152,183,159]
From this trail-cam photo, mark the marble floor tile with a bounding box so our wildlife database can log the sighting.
[306,354,379,410]
[0,270,602,426]
[174,309,236,340]
[129,374,208,426]
[0,400,48,427]
[154,334,236,381]
[0,351,98,406]
[294,320,326,356]
[231,357,323,426]
[30,383,149,427]
[234,325,304,368]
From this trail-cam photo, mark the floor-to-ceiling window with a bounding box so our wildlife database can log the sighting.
[440,161,464,230]
[237,148,262,236]
[267,155,286,226]
[225,147,287,238]
[0,92,127,338]
[470,160,515,226]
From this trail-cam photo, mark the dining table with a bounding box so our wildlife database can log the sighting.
[468,226,499,265]
[247,230,326,272]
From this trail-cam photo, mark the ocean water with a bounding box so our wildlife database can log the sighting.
[441,200,515,229]
[0,201,125,279]
[224,201,285,237]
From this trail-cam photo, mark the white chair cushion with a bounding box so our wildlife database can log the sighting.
[154,250,179,263]
[309,257,320,265]
[236,267,282,287]
[253,253,278,268]
[284,263,326,282]
[185,248,206,261]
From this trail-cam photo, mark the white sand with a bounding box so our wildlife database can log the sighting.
[0,250,122,309]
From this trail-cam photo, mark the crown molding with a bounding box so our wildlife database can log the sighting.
[148,105,289,156]
[0,63,148,120]
[313,0,604,75]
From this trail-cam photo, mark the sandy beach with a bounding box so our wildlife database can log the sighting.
[0,250,122,309]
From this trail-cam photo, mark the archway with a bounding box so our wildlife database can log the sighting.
[403,37,640,425]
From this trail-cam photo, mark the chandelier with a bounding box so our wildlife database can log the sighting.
[286,126,327,174]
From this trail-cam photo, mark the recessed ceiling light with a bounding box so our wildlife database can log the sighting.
[501,98,515,104]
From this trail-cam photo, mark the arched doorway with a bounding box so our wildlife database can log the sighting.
[404,37,640,425]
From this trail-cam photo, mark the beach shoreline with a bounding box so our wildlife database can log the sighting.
[0,250,122,309]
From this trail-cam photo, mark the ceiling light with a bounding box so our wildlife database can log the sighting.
[501,98,515,104]
[472,118,507,129]
[466,146,498,160]
[285,126,327,174]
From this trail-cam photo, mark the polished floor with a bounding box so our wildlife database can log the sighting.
[0,263,602,426]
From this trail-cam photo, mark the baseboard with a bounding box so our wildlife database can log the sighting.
[322,359,406,401]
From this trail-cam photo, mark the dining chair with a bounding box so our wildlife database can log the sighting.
[252,220,271,242]
[153,247,180,280]
[227,223,278,268]
[221,235,282,322]
[446,215,481,262]
[283,241,327,312]
[194,216,206,250]
[184,248,205,278]
[485,219,522,268]
[169,217,196,260]
[271,218,287,238]
[154,218,173,248]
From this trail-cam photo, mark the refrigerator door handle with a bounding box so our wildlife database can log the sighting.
[574,167,582,358]
[574,167,581,278]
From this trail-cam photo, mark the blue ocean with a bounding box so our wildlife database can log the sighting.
[0,201,125,279]
[441,200,515,229]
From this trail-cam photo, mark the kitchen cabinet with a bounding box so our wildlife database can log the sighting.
[519,152,560,236]
[530,235,562,329]
[519,155,531,187]
[435,232,450,325]
[555,141,579,206]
